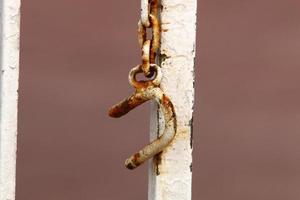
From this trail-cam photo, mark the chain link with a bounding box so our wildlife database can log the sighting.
[139,0,160,77]
[141,0,151,27]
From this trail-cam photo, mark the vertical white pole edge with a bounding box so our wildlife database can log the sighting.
[149,0,197,200]
[0,0,21,199]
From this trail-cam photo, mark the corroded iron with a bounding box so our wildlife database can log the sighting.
[149,0,160,64]
[108,0,167,170]
[141,40,151,77]
[138,0,160,77]
[141,0,150,27]
[109,65,177,170]
[138,20,146,48]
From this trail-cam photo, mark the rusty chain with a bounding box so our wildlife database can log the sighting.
[108,0,177,170]
[139,0,160,77]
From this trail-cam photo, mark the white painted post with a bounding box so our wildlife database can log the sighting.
[148,0,197,200]
[0,0,21,199]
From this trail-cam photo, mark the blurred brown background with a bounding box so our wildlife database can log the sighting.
[16,0,300,199]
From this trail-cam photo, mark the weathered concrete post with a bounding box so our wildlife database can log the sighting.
[148,0,197,199]
[0,0,21,199]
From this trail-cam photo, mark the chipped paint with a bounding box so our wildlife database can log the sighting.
[148,0,197,199]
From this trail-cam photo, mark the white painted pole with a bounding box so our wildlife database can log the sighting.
[0,0,21,199]
[148,0,197,200]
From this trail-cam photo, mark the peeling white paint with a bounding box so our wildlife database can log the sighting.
[0,0,21,199]
[148,0,197,200]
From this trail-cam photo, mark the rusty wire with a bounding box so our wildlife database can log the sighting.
[139,0,160,77]
[109,65,176,170]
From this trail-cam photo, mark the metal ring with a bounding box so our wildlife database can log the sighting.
[129,64,162,88]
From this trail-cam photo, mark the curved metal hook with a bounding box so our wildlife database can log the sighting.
[108,65,176,170]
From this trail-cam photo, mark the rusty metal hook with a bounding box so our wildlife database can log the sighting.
[108,64,176,170]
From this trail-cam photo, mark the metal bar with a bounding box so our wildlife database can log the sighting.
[0,0,21,199]
[148,0,197,199]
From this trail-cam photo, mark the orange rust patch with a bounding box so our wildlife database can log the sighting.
[108,95,148,118]
[134,81,153,89]
[133,153,140,162]
[108,99,131,118]
[132,153,142,167]
[125,153,142,170]
[162,94,174,111]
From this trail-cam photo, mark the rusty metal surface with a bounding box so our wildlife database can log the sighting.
[138,0,160,77]
[108,0,169,171]
[141,0,150,27]
[141,40,151,76]
[109,0,170,170]
[138,20,146,48]
[109,65,176,170]
[149,0,160,64]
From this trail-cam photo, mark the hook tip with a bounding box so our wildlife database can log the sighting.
[108,108,118,118]
[108,104,128,118]
[125,159,138,170]
[125,153,142,170]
